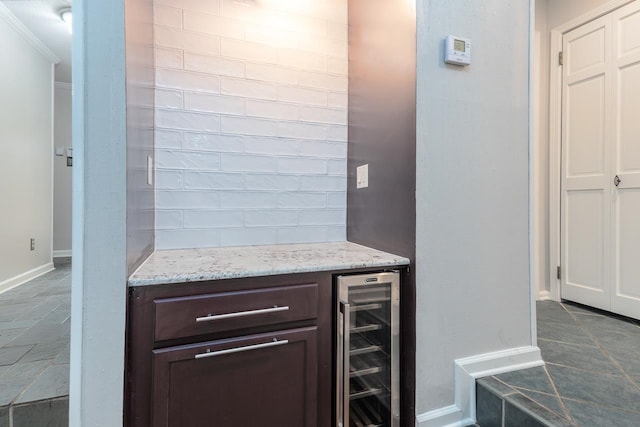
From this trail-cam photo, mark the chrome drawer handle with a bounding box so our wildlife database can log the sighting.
[195,338,289,359]
[195,305,290,323]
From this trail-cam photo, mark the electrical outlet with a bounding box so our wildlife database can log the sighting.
[30,238,35,251]
[356,164,369,189]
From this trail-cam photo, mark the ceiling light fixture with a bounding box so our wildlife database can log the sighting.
[59,7,72,33]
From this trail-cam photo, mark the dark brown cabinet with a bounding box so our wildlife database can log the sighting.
[151,327,318,427]
[126,273,332,427]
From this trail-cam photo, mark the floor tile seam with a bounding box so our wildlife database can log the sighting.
[8,359,56,406]
[488,375,521,397]
[560,395,640,416]
[572,319,640,392]
[477,377,519,398]
[503,393,576,426]
[541,364,576,423]
[509,386,568,419]
[9,394,69,409]
[545,361,629,378]
[537,337,599,349]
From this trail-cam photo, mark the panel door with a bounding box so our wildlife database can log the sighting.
[561,14,614,310]
[151,327,317,427]
[611,0,640,319]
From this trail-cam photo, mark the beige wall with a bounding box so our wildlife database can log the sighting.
[0,7,55,289]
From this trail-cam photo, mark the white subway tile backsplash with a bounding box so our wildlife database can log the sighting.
[222,192,278,208]
[156,89,184,109]
[157,191,221,210]
[278,157,327,175]
[183,133,245,152]
[328,58,348,75]
[184,53,244,78]
[328,92,347,109]
[277,192,327,208]
[156,149,221,170]
[154,6,182,28]
[156,170,184,189]
[155,48,184,69]
[299,141,346,158]
[155,0,219,14]
[156,228,221,250]
[245,210,298,227]
[245,174,299,191]
[278,48,326,72]
[156,68,220,93]
[156,130,183,149]
[221,153,278,173]
[298,71,347,92]
[153,0,348,249]
[298,209,345,225]
[221,116,278,137]
[156,210,183,229]
[183,171,244,190]
[244,137,299,156]
[157,109,221,132]
[246,100,298,120]
[299,106,347,125]
[327,192,347,208]
[220,227,278,247]
[327,125,348,142]
[299,176,346,191]
[183,11,244,39]
[245,63,299,85]
[184,92,245,115]
[278,121,327,140]
[155,26,221,55]
[184,210,244,228]
[277,226,327,244]
[221,39,277,63]
[277,86,327,106]
[327,159,347,175]
[221,77,277,100]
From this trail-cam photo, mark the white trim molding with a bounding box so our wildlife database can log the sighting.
[416,346,544,427]
[0,3,60,64]
[0,263,55,295]
[53,250,73,258]
[538,290,552,301]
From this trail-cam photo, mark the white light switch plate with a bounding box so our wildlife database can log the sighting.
[147,156,153,186]
[356,164,369,189]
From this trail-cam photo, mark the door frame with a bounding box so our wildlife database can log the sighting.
[548,0,637,302]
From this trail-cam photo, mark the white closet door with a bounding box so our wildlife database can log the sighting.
[561,14,613,311]
[611,1,640,319]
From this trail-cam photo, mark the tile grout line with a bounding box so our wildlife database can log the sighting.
[541,364,576,424]
[559,302,640,394]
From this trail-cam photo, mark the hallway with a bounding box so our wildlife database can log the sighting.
[0,260,70,426]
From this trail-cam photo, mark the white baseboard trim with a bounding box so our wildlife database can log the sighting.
[0,262,55,295]
[416,346,544,427]
[53,250,72,258]
[537,290,552,301]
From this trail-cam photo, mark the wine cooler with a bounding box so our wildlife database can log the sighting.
[336,271,400,427]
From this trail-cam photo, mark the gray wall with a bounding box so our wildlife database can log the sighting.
[346,0,416,423]
[53,84,73,256]
[415,0,532,414]
[126,0,155,275]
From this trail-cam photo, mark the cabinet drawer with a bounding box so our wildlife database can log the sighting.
[153,283,318,341]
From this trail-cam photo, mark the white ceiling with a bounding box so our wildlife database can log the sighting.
[2,0,72,83]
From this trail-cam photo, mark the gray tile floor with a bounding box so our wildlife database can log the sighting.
[481,301,640,427]
[0,260,70,424]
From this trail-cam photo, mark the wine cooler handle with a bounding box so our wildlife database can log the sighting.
[338,300,350,427]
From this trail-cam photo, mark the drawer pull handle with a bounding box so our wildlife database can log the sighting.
[195,305,290,323]
[195,338,289,359]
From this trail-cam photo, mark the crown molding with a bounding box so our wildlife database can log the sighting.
[0,3,60,64]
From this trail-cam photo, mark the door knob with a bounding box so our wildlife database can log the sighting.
[614,175,621,187]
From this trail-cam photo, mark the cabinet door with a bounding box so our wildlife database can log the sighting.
[151,327,317,427]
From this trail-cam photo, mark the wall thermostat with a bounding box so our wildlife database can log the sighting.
[445,35,471,66]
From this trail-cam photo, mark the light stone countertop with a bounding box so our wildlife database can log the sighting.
[128,241,410,287]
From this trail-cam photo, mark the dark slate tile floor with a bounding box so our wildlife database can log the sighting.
[478,301,640,426]
[0,260,70,425]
